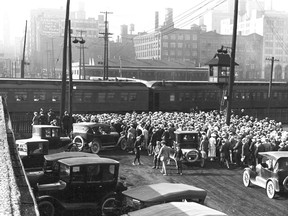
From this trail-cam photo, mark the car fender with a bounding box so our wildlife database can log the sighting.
[37,195,63,208]
[266,178,280,192]
[116,136,126,147]
[89,138,101,148]
[243,167,257,179]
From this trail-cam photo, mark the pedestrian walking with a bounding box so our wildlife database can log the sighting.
[132,135,143,165]
[157,141,170,176]
[174,145,183,175]
[152,141,161,169]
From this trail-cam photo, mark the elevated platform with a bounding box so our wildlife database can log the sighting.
[0,96,38,215]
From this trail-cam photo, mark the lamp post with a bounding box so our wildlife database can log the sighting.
[73,36,86,79]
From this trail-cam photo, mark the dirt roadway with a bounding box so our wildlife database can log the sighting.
[99,149,288,216]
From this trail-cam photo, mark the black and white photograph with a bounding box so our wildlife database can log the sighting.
[1,0,288,215]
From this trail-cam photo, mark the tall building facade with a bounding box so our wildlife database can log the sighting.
[28,7,104,78]
[221,9,288,80]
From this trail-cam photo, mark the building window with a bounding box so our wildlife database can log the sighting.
[120,93,128,101]
[170,34,176,40]
[178,34,183,40]
[170,42,176,48]
[178,43,183,48]
[163,42,168,48]
[129,93,136,101]
[185,34,190,40]
[83,93,92,103]
[192,34,197,40]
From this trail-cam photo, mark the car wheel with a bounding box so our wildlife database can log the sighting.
[283,176,288,191]
[185,150,199,163]
[38,200,55,216]
[91,140,101,154]
[101,194,118,215]
[243,170,251,187]
[72,136,84,151]
[69,143,80,152]
[266,181,276,199]
[120,138,128,151]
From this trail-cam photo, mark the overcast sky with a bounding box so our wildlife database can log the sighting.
[1,0,288,41]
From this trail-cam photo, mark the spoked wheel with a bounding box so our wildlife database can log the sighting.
[243,170,251,187]
[266,181,276,199]
[91,140,101,154]
[120,139,128,151]
[38,200,55,216]
[72,136,84,151]
[101,195,119,216]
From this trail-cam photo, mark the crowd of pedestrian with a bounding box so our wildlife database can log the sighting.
[33,108,288,175]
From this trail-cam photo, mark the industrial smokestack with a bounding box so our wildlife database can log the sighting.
[155,11,159,30]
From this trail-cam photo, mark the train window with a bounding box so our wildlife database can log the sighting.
[74,93,82,102]
[98,93,106,103]
[273,92,278,99]
[256,92,261,100]
[245,92,250,100]
[129,93,136,101]
[179,93,184,102]
[170,93,175,102]
[52,93,61,102]
[107,93,115,101]
[120,93,128,102]
[33,92,46,102]
[83,93,92,103]
[263,92,267,99]
[15,92,27,102]
[185,93,190,101]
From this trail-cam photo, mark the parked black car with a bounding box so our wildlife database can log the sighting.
[35,156,125,215]
[71,122,120,153]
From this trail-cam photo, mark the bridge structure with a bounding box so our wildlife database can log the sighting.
[0,96,38,215]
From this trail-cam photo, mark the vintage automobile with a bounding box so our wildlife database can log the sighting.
[35,156,125,216]
[71,122,120,154]
[16,125,72,170]
[26,152,99,189]
[101,182,207,215]
[16,138,49,171]
[123,202,227,216]
[31,125,71,149]
[174,131,205,167]
[243,151,288,199]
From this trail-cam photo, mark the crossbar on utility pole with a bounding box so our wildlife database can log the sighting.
[266,56,279,117]
[100,11,113,80]
[226,0,239,126]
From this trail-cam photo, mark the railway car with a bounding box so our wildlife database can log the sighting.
[148,80,288,122]
[0,78,149,114]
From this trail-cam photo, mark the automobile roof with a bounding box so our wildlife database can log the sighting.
[33,125,60,129]
[122,183,207,203]
[44,152,99,161]
[259,151,288,161]
[16,138,49,144]
[174,131,198,134]
[126,202,227,216]
[73,122,109,126]
[59,157,119,166]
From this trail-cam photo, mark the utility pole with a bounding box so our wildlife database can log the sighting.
[21,20,27,78]
[100,11,113,80]
[266,56,279,117]
[226,0,239,125]
[68,20,73,133]
[60,0,70,132]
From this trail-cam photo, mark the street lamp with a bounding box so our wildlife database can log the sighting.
[73,37,86,79]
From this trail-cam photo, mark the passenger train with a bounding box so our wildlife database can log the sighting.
[1,78,288,123]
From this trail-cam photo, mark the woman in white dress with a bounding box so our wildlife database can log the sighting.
[208,133,217,161]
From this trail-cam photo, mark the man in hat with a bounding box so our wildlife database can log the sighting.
[132,135,143,166]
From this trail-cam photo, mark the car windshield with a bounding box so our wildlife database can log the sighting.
[59,163,70,182]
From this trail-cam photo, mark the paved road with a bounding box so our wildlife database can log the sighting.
[99,149,288,216]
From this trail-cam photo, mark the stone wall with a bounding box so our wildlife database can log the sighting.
[0,97,38,216]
